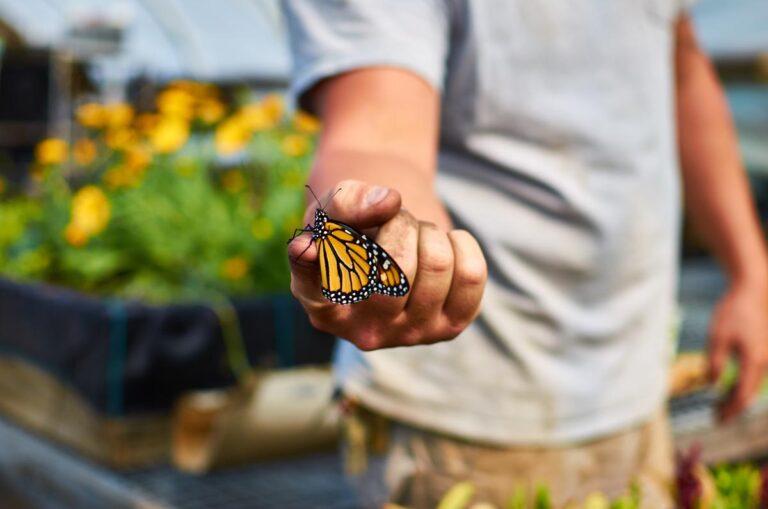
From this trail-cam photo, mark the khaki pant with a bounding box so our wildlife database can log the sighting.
[344,408,674,509]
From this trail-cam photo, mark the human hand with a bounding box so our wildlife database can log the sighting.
[288,180,487,350]
[708,283,768,422]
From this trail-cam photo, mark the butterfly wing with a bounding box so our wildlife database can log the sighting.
[316,220,377,304]
[371,241,410,297]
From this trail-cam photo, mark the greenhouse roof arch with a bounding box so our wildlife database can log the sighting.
[0,0,290,83]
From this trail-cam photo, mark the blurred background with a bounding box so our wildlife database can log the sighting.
[0,1,766,508]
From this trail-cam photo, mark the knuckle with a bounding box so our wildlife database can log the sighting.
[420,245,454,274]
[447,306,479,332]
[448,229,476,246]
[456,258,488,287]
[421,250,453,274]
[396,209,418,226]
[306,306,343,332]
[423,317,466,343]
[426,328,461,344]
[350,327,387,351]
[443,319,469,340]
[399,328,424,347]
[354,334,384,352]
[307,313,329,332]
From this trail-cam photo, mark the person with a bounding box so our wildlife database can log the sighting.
[282,1,768,507]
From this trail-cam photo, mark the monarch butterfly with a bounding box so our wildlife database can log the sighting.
[288,186,410,304]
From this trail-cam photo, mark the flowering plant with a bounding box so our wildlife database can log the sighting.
[0,81,318,303]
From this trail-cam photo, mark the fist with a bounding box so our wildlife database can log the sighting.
[288,180,487,350]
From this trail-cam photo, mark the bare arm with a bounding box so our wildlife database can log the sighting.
[288,68,487,350]
[676,15,768,420]
[307,68,451,228]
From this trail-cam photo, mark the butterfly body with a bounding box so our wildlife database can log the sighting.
[298,206,409,305]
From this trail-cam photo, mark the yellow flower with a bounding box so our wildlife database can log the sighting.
[64,222,89,247]
[215,118,251,156]
[157,88,195,119]
[104,128,136,150]
[105,103,134,128]
[293,110,320,134]
[104,166,134,189]
[251,217,274,240]
[237,103,275,131]
[221,169,246,193]
[76,102,107,129]
[104,158,148,190]
[73,138,97,165]
[281,134,310,158]
[134,113,160,134]
[149,117,190,154]
[35,138,68,165]
[103,166,128,189]
[70,185,110,237]
[221,256,249,281]
[261,94,284,123]
[124,145,151,172]
[167,80,198,92]
[168,80,218,99]
[197,98,226,125]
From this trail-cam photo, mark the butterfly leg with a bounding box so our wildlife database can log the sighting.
[287,224,314,244]
[294,236,315,261]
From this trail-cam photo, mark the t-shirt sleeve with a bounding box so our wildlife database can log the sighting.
[281,0,450,108]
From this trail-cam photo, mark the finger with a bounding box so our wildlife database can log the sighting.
[404,223,454,322]
[719,345,762,422]
[708,329,730,384]
[356,210,419,318]
[442,230,487,326]
[322,180,402,229]
[287,233,327,310]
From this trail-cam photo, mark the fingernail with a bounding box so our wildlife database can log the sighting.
[364,186,389,207]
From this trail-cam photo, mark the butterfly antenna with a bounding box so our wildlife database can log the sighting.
[305,185,323,209]
[322,188,342,211]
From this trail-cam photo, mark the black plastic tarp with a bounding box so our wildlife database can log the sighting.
[0,277,333,415]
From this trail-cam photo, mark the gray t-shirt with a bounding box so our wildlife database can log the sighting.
[283,0,692,444]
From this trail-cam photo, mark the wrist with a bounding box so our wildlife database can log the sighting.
[729,266,768,296]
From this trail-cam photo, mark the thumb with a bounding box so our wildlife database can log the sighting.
[324,180,402,229]
[288,232,325,308]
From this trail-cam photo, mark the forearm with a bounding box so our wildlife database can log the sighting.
[308,149,451,230]
[676,18,768,288]
[305,68,451,230]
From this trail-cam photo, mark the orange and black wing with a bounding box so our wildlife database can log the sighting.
[371,240,410,297]
[316,221,377,304]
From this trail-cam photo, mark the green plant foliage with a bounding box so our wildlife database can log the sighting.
[711,464,761,509]
[0,83,318,303]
